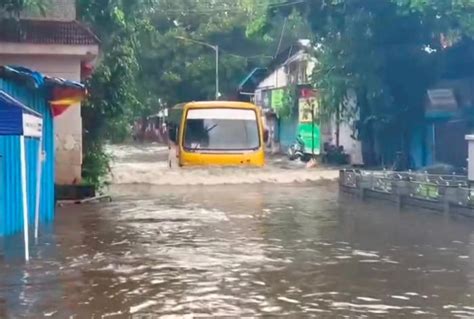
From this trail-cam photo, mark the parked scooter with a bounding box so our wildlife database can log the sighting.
[287,135,312,162]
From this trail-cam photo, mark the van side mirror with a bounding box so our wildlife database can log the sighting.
[169,126,178,143]
[263,129,269,143]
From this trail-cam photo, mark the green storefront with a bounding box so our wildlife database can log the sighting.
[270,86,320,154]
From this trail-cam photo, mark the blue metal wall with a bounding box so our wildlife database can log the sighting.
[279,115,299,151]
[0,79,55,236]
[0,137,46,235]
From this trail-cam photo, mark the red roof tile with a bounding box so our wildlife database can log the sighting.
[0,19,100,45]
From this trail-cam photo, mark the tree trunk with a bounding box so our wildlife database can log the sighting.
[357,87,377,167]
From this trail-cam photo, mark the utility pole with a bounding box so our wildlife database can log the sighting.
[215,45,219,100]
[312,102,315,158]
[176,36,219,100]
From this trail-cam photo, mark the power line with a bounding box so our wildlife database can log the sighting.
[275,17,287,58]
[223,52,274,60]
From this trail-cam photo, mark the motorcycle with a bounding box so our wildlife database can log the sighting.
[287,135,312,162]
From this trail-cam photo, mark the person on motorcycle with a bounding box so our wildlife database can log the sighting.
[288,134,307,161]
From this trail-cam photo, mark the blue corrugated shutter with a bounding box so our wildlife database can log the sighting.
[0,136,22,235]
[0,154,3,235]
[279,116,299,151]
[0,79,55,236]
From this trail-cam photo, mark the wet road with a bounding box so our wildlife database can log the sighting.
[1,145,474,318]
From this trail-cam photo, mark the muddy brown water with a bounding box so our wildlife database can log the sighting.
[1,182,474,318]
[1,144,474,318]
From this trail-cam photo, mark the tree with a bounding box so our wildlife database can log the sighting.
[78,0,152,187]
[135,0,281,116]
[77,0,281,187]
[395,0,474,37]
[260,0,461,165]
[0,0,47,16]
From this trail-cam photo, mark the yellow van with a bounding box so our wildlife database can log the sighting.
[167,101,266,167]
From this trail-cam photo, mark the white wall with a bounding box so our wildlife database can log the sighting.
[337,121,363,165]
[257,65,288,90]
[326,91,364,166]
[0,54,83,184]
[256,54,317,91]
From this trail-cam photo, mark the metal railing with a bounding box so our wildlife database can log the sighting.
[340,169,472,206]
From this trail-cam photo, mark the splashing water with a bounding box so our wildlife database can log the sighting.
[107,144,339,185]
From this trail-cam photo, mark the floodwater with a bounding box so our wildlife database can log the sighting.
[1,144,474,318]
[109,144,339,185]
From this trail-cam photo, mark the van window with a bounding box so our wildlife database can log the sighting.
[184,108,259,151]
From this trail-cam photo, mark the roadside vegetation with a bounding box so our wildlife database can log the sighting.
[3,0,474,187]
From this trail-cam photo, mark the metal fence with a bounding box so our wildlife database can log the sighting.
[340,169,473,209]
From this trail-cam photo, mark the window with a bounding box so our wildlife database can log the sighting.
[184,108,260,151]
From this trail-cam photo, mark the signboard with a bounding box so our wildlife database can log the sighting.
[298,122,320,155]
[427,89,457,109]
[297,88,320,155]
[22,113,43,138]
[298,96,318,123]
[271,88,285,111]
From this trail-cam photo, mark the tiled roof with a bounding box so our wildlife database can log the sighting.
[0,19,100,45]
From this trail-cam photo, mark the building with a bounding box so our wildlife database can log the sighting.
[249,40,319,153]
[405,41,474,171]
[410,79,473,170]
[0,66,88,237]
[0,0,100,185]
[240,40,363,165]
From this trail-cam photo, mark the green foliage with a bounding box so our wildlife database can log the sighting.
[79,0,148,189]
[0,0,48,17]
[136,0,278,114]
[279,84,298,119]
[258,0,474,164]
[77,0,281,187]
[81,142,112,190]
[394,0,474,38]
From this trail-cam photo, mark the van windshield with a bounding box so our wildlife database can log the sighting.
[183,108,260,151]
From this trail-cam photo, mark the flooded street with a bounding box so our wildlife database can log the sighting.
[1,145,474,318]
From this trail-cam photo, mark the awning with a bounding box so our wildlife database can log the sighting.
[238,67,267,92]
[0,65,86,117]
[0,90,42,137]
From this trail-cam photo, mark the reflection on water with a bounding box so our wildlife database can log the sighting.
[1,183,474,317]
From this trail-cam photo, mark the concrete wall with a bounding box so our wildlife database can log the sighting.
[330,120,363,165]
[257,66,288,90]
[325,90,363,165]
[340,170,474,217]
[0,54,83,185]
